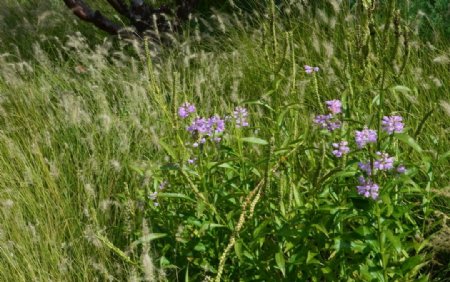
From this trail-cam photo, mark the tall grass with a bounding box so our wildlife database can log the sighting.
[0,0,449,280]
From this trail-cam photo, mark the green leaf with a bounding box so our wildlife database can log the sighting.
[194,242,206,252]
[185,265,189,282]
[292,186,302,207]
[130,233,168,250]
[159,256,171,267]
[217,162,234,169]
[253,220,270,238]
[401,255,424,275]
[395,133,423,154]
[306,251,320,265]
[245,100,275,112]
[138,233,167,244]
[159,140,178,159]
[276,104,300,127]
[129,164,144,175]
[325,170,358,183]
[157,193,196,203]
[385,230,401,254]
[351,240,367,253]
[391,85,412,94]
[240,137,269,145]
[160,163,180,170]
[321,267,332,274]
[243,250,254,260]
[312,224,329,238]
[251,167,262,177]
[438,150,450,163]
[275,251,286,277]
[234,239,243,261]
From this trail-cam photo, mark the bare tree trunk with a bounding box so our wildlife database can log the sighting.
[62,0,198,36]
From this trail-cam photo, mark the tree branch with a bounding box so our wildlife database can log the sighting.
[175,0,198,21]
[63,0,199,37]
[63,0,122,34]
[106,0,131,18]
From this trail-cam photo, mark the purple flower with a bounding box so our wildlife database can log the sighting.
[188,158,197,164]
[314,114,341,131]
[187,115,225,145]
[325,100,342,114]
[382,115,404,134]
[207,115,225,135]
[327,121,341,131]
[305,65,319,74]
[314,114,332,125]
[233,107,249,127]
[356,177,379,200]
[374,152,395,171]
[396,165,406,174]
[187,117,208,134]
[332,141,350,157]
[355,127,377,148]
[358,162,372,175]
[178,102,196,118]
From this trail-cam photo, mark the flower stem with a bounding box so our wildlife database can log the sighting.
[376,202,388,281]
[313,73,324,112]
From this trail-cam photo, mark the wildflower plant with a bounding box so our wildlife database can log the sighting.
[307,97,432,281]
[140,82,435,281]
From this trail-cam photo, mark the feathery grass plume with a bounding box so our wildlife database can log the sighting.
[440,100,450,117]
[140,219,158,281]
[432,187,450,198]
[0,0,449,280]
[432,55,450,65]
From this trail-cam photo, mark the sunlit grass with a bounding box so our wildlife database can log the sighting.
[0,0,449,280]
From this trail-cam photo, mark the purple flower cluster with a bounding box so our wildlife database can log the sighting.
[356,177,379,200]
[326,100,342,114]
[188,116,225,135]
[382,115,404,135]
[347,116,406,200]
[358,162,372,175]
[187,117,206,134]
[314,114,341,131]
[355,127,377,148]
[374,152,395,171]
[178,102,196,118]
[355,151,407,199]
[304,65,320,74]
[358,152,395,176]
[233,107,249,128]
[187,115,225,146]
[397,165,406,174]
[332,141,350,157]
[179,103,250,148]
[314,100,342,132]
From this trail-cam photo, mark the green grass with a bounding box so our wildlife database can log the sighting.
[0,0,449,281]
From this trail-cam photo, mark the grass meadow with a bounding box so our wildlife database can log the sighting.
[0,0,449,281]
